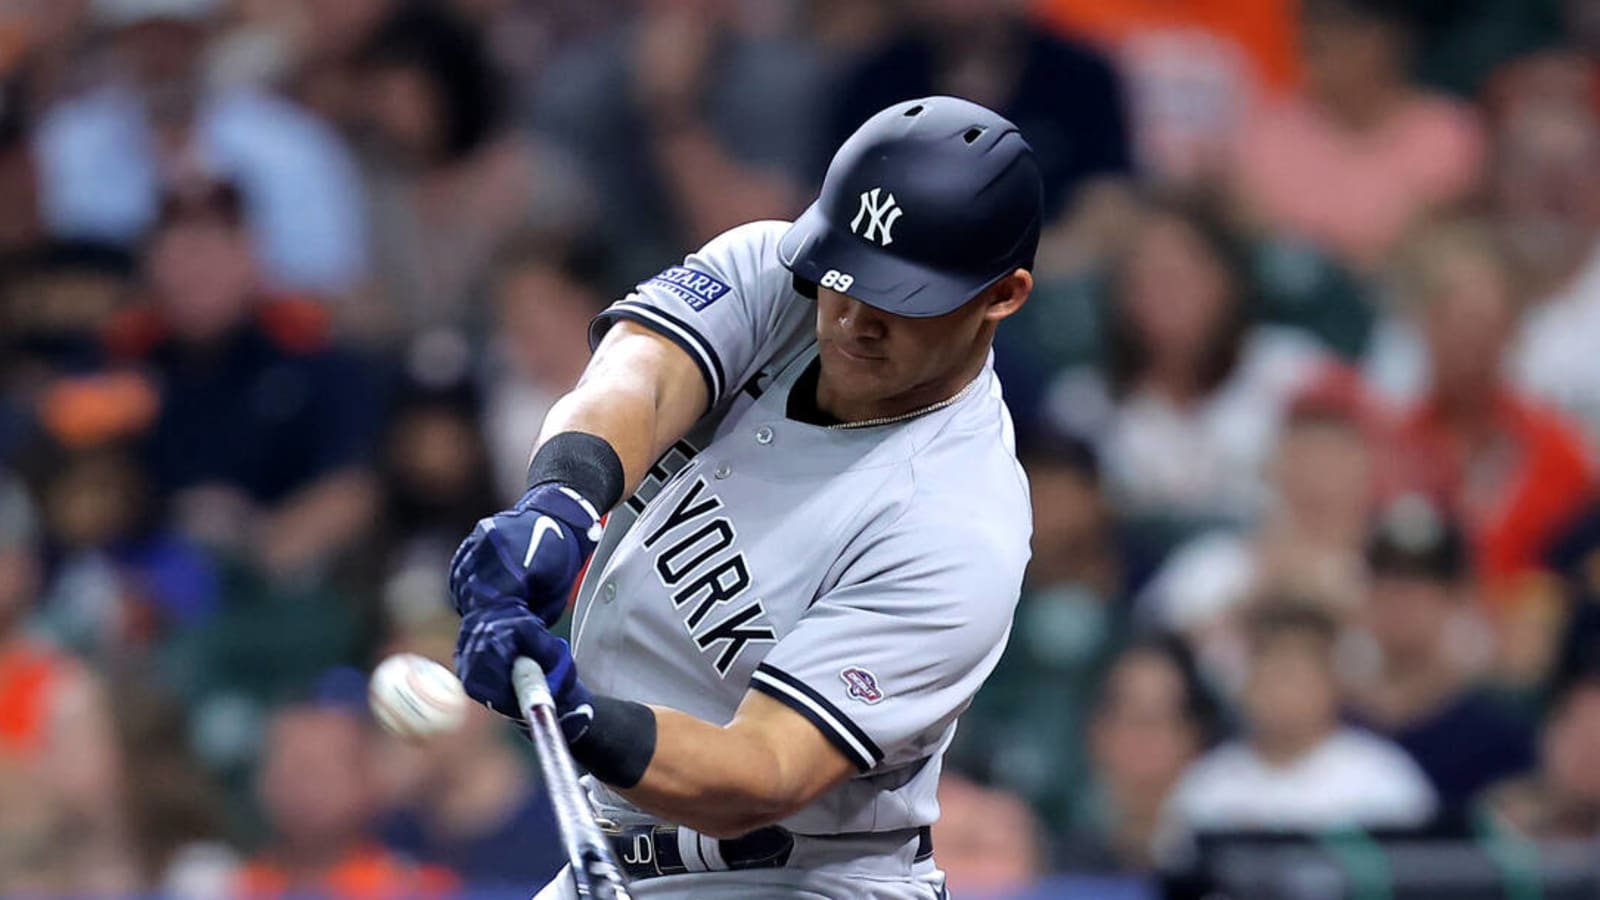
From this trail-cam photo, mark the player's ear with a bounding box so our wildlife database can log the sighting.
[981,269,1032,323]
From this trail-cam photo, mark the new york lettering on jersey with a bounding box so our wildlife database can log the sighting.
[641,473,772,676]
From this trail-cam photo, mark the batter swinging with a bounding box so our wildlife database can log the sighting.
[449,96,1044,899]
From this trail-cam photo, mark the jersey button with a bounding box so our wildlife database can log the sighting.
[713,462,733,480]
[601,582,617,603]
[755,426,775,445]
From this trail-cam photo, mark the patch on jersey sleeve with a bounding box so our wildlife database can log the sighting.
[840,667,885,705]
[642,266,732,311]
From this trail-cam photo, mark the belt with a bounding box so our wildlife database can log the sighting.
[600,821,934,883]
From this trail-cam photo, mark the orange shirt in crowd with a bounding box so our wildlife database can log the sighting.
[1032,0,1299,183]
[235,845,459,900]
[1032,0,1299,91]
[1393,391,1595,604]
[0,639,64,761]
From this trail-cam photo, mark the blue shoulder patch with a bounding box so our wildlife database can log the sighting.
[642,266,732,311]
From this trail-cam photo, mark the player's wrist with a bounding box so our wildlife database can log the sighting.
[569,695,657,789]
[525,431,625,518]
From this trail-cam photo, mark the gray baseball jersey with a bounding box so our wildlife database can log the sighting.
[571,219,1031,843]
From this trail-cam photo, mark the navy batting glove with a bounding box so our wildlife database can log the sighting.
[455,604,595,739]
[448,484,603,625]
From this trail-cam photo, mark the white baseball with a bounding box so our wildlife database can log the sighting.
[368,653,469,740]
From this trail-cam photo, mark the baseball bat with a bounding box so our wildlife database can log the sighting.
[512,657,633,900]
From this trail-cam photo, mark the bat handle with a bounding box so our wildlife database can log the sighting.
[511,657,633,899]
[512,656,555,712]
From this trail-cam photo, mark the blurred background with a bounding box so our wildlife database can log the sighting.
[5,0,1600,897]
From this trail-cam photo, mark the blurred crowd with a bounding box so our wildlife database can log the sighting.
[4,0,1600,897]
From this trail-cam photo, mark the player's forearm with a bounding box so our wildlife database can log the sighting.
[538,378,664,500]
[534,324,708,503]
[614,707,813,839]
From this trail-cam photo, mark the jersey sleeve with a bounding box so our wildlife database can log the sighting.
[749,511,1028,772]
[589,220,798,410]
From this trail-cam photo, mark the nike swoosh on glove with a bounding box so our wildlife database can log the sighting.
[449,483,604,625]
[455,604,594,733]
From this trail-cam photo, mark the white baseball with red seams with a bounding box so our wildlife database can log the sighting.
[368,653,469,739]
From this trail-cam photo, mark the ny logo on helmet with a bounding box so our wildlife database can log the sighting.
[851,188,903,247]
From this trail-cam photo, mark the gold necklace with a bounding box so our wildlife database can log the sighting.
[825,375,982,430]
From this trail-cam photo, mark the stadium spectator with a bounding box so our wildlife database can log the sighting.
[1047,199,1333,526]
[1348,497,1537,812]
[29,443,219,661]
[114,681,232,896]
[111,180,381,579]
[1230,0,1484,270]
[0,240,138,462]
[1060,636,1218,873]
[1036,0,1299,87]
[932,772,1046,898]
[0,241,135,374]
[829,0,1130,222]
[1487,671,1600,840]
[951,434,1153,835]
[1032,0,1298,187]
[237,698,457,899]
[1164,603,1436,842]
[481,245,603,503]
[534,0,825,293]
[265,0,396,132]
[1374,67,1600,417]
[1498,98,1600,445]
[0,471,138,895]
[368,376,499,629]
[378,381,496,551]
[32,0,369,296]
[0,0,91,101]
[1138,378,1379,691]
[1380,220,1595,607]
[374,621,565,890]
[351,3,593,344]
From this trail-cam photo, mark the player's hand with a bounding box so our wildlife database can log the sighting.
[455,604,595,739]
[448,484,603,625]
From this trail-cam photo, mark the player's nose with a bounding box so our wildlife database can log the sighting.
[837,296,888,341]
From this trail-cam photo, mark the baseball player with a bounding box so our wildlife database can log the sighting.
[449,95,1043,898]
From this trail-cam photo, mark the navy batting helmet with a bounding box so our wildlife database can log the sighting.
[779,96,1044,318]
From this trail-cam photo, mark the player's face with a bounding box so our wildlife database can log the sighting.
[813,274,1028,420]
